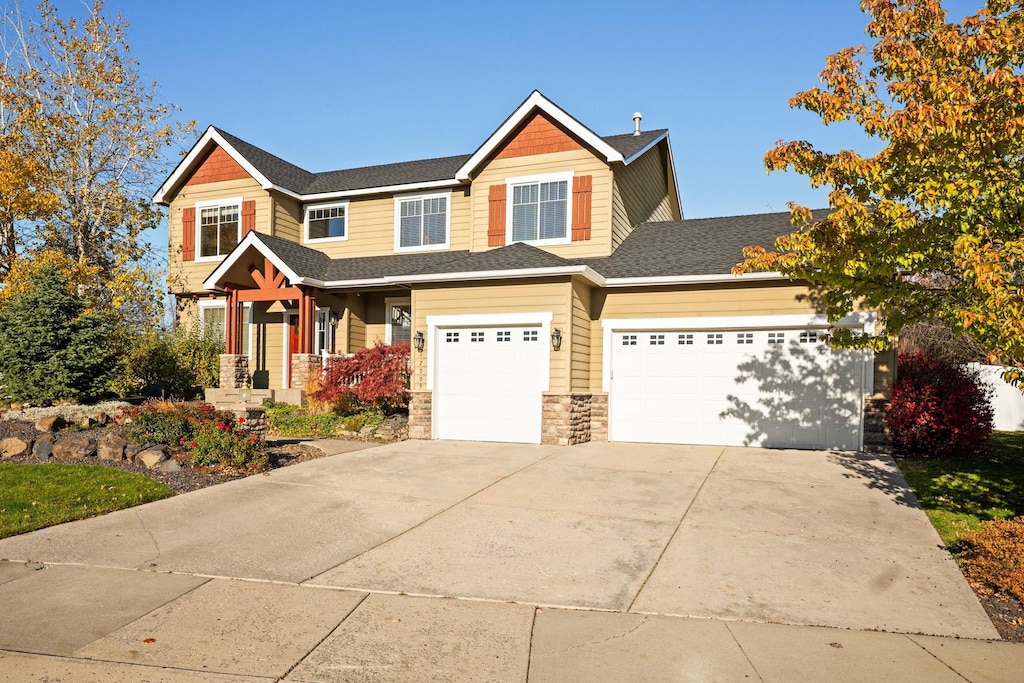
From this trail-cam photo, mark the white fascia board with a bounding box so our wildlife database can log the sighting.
[300,179,463,203]
[602,272,787,287]
[202,232,304,291]
[153,127,280,205]
[296,276,390,289]
[601,311,877,332]
[621,131,669,165]
[455,91,624,181]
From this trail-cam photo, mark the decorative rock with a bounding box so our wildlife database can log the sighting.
[33,436,54,460]
[157,459,181,473]
[125,444,143,461]
[138,446,168,469]
[79,416,97,429]
[34,415,66,433]
[91,412,109,426]
[52,435,96,460]
[97,434,127,461]
[0,437,32,459]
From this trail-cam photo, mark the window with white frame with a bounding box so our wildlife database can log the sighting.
[316,310,332,356]
[305,202,348,242]
[508,173,571,243]
[198,200,241,259]
[396,193,448,250]
[198,302,251,353]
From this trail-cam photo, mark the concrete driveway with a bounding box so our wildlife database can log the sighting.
[0,439,1013,681]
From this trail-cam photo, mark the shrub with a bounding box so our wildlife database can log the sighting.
[887,351,994,457]
[189,417,268,470]
[958,516,1024,602]
[111,324,221,399]
[0,264,119,403]
[313,342,410,413]
[121,400,235,447]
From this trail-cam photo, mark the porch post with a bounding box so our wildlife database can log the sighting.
[224,288,242,355]
[297,287,317,354]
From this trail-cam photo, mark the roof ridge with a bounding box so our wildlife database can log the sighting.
[212,127,315,178]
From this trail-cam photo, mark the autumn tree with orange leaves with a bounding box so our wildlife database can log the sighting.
[737,0,1024,377]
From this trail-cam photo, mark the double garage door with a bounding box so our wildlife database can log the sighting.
[430,318,869,450]
[609,326,868,450]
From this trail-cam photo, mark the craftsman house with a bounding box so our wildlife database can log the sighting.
[156,91,890,449]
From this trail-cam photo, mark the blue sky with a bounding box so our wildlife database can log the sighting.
[48,0,980,254]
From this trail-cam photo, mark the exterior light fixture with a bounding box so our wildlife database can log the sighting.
[413,330,425,352]
[551,328,562,351]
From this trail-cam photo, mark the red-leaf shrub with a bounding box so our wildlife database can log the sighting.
[313,342,410,413]
[887,351,993,457]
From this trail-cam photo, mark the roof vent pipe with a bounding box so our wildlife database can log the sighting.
[632,112,642,136]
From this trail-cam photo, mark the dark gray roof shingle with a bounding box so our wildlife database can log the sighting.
[252,232,331,280]
[213,127,667,196]
[584,210,830,278]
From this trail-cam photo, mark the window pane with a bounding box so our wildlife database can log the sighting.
[220,219,238,253]
[200,224,218,257]
[539,197,566,239]
[512,203,537,241]
[400,215,421,248]
[422,197,446,245]
[201,306,225,341]
[308,206,346,240]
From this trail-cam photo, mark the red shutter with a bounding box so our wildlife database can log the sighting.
[241,200,256,236]
[488,184,506,247]
[572,175,592,241]
[181,207,195,261]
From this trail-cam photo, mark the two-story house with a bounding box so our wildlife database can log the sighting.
[156,91,891,449]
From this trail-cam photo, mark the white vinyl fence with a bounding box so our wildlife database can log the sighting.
[969,364,1024,432]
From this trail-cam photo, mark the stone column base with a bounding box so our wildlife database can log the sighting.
[590,393,608,443]
[232,406,267,442]
[290,354,322,390]
[219,354,249,389]
[409,390,432,440]
[863,395,892,452]
[542,393,594,446]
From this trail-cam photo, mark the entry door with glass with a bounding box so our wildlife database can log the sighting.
[387,299,411,345]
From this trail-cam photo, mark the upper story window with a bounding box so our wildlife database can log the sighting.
[395,192,449,252]
[305,201,348,243]
[507,172,572,245]
[197,198,241,261]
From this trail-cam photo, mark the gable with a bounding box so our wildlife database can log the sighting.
[186,145,252,186]
[494,112,585,160]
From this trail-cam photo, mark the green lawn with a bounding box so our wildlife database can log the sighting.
[898,431,1024,547]
[0,464,174,539]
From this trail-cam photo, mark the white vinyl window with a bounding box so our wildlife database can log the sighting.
[305,201,349,243]
[316,310,333,356]
[507,172,572,244]
[395,193,449,251]
[198,301,251,354]
[197,198,241,260]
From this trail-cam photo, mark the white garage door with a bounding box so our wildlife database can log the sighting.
[434,325,547,443]
[609,328,866,450]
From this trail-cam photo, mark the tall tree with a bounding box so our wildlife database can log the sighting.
[737,0,1024,376]
[0,0,192,322]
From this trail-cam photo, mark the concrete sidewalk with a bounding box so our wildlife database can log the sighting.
[0,440,1020,680]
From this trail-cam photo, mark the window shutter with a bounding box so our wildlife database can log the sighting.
[181,207,195,261]
[241,200,256,236]
[572,175,592,241]
[488,184,506,247]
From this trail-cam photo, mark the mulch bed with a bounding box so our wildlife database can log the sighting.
[978,593,1024,642]
[0,419,328,495]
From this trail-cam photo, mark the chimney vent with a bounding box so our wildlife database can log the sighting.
[632,112,642,136]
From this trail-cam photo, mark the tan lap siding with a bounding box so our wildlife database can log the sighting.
[305,189,471,257]
[611,143,678,248]
[470,149,613,258]
[168,177,271,294]
[570,280,593,392]
[272,193,303,241]
[411,279,573,392]
[252,305,285,390]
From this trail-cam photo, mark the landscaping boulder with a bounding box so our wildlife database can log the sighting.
[52,435,96,460]
[34,415,65,432]
[33,435,54,460]
[91,412,109,426]
[0,437,32,459]
[79,416,96,429]
[157,459,181,473]
[97,434,127,461]
[137,446,168,469]
[125,444,143,461]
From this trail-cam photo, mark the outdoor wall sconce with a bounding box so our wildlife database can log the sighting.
[413,330,425,352]
[551,328,562,351]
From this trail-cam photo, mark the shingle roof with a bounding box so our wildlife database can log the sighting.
[252,232,331,280]
[585,210,830,278]
[213,128,666,196]
[602,130,667,158]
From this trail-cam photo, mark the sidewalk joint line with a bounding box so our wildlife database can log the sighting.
[904,634,971,682]
[278,591,370,680]
[524,606,538,683]
[722,621,766,683]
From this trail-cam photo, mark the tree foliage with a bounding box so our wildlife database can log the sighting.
[737,0,1024,376]
[0,0,193,323]
[0,263,119,403]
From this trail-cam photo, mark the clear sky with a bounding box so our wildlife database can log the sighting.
[46,0,981,256]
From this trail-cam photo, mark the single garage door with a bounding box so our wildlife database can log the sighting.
[434,325,548,443]
[609,327,866,450]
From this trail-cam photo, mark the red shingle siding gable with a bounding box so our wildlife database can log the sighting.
[186,146,251,186]
[494,112,584,159]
